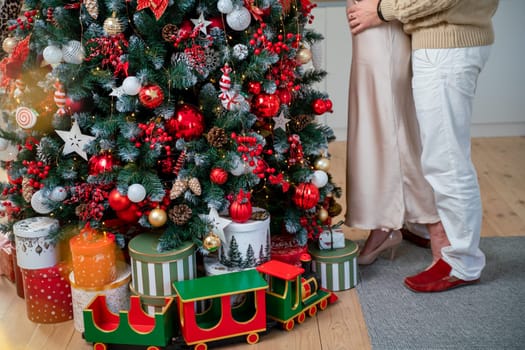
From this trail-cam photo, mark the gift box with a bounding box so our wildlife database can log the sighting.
[14,217,60,269]
[0,234,15,282]
[70,262,131,332]
[318,229,346,250]
[271,234,308,266]
[128,233,196,298]
[22,263,73,323]
[308,239,359,292]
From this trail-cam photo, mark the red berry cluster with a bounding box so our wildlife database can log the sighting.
[134,121,173,155]
[300,0,317,24]
[22,160,51,189]
[7,10,38,31]
[85,34,129,72]
[66,183,110,222]
[300,214,323,240]
[231,133,275,179]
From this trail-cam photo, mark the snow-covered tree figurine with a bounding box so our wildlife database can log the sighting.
[0,0,342,252]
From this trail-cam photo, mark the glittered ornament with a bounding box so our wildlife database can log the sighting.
[203,232,221,252]
[148,208,167,227]
[15,107,38,129]
[127,183,146,203]
[89,153,117,175]
[253,94,281,118]
[293,182,320,210]
[103,13,124,36]
[232,44,248,60]
[42,45,63,64]
[314,157,330,171]
[2,37,18,54]
[122,76,142,96]
[296,47,313,65]
[108,189,131,211]
[169,179,187,199]
[188,177,202,196]
[210,168,228,185]
[248,81,261,95]
[217,0,234,14]
[166,104,205,141]
[226,6,251,31]
[62,40,85,64]
[138,84,164,109]
[49,186,67,202]
[311,170,328,188]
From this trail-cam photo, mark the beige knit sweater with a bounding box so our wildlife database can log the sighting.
[380,0,499,50]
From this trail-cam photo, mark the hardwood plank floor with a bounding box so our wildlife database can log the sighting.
[0,137,524,350]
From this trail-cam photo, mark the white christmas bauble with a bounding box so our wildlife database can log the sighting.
[122,76,142,96]
[226,7,251,31]
[43,45,63,64]
[311,170,329,188]
[230,155,246,176]
[49,186,67,202]
[31,190,54,214]
[232,44,248,60]
[127,183,146,203]
[62,40,85,64]
[217,0,234,14]
[0,137,8,151]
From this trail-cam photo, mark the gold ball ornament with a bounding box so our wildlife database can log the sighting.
[318,207,329,222]
[148,208,168,227]
[103,14,124,36]
[203,232,221,252]
[328,202,343,217]
[2,37,18,54]
[314,157,330,171]
[296,47,312,65]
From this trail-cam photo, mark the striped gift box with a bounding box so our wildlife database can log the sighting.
[128,233,196,297]
[308,239,359,292]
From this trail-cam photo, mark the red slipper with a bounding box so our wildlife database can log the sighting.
[404,259,480,293]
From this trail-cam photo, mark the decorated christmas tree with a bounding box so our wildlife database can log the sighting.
[0,0,342,253]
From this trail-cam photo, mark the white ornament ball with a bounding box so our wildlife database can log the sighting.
[43,45,63,64]
[31,190,53,214]
[49,186,68,202]
[217,0,234,14]
[62,40,85,64]
[230,156,246,176]
[127,184,147,203]
[226,7,251,31]
[122,76,142,96]
[0,138,8,151]
[232,44,248,60]
[311,170,329,188]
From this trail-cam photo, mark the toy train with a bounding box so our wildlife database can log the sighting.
[82,258,338,350]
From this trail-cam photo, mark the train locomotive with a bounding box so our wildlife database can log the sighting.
[82,258,338,350]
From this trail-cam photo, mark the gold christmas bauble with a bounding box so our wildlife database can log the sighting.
[318,207,329,222]
[328,202,342,217]
[2,37,18,54]
[103,14,124,36]
[296,47,312,65]
[203,232,221,252]
[314,157,330,171]
[148,208,168,227]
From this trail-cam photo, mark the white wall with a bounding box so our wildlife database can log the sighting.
[310,0,525,140]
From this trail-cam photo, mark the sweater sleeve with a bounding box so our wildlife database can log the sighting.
[380,0,462,23]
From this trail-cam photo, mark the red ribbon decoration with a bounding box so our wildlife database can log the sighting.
[137,0,169,20]
[244,0,265,21]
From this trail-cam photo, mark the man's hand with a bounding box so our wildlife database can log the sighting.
[347,0,383,35]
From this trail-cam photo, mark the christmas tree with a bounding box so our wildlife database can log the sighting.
[0,0,342,253]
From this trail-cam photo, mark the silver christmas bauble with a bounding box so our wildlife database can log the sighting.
[226,7,251,31]
[127,183,147,203]
[217,0,234,14]
[62,40,85,64]
[122,76,142,96]
[49,186,68,202]
[311,170,328,188]
[103,14,124,36]
[31,190,54,214]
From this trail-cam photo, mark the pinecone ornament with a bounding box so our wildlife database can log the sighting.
[22,178,34,203]
[170,179,187,199]
[291,114,313,132]
[169,204,192,225]
[188,177,202,196]
[206,126,228,148]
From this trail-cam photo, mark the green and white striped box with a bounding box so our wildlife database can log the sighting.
[308,239,359,292]
[128,233,196,298]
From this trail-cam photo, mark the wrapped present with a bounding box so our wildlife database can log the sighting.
[271,234,308,266]
[22,263,73,323]
[308,239,359,292]
[0,233,15,282]
[128,233,196,298]
[14,217,60,269]
[318,229,345,250]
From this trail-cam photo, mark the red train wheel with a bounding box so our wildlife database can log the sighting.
[194,343,208,350]
[246,333,260,344]
[308,305,317,317]
[296,312,306,324]
[319,298,329,310]
[93,343,107,350]
[283,319,295,331]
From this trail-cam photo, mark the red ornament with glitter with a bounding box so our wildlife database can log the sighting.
[138,84,164,109]
[253,93,281,118]
[293,182,320,210]
[89,153,118,176]
[166,104,205,141]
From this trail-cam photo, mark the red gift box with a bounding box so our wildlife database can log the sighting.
[271,234,308,267]
[22,263,73,323]
[0,234,15,283]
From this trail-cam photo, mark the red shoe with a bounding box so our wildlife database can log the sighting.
[404,259,480,293]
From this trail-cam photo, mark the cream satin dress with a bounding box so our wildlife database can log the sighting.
[345,20,440,230]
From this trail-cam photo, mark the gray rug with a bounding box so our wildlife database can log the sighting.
[356,237,525,350]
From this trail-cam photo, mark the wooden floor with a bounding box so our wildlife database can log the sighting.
[0,137,524,350]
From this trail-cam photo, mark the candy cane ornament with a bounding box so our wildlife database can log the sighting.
[53,81,67,116]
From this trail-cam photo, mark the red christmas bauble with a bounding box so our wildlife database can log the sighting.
[166,104,205,141]
[324,98,333,112]
[89,154,118,175]
[138,84,164,109]
[210,167,228,185]
[229,199,252,223]
[312,98,327,115]
[108,189,131,211]
[293,182,320,210]
[116,203,140,223]
[278,89,292,106]
[253,93,281,118]
[248,81,262,95]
